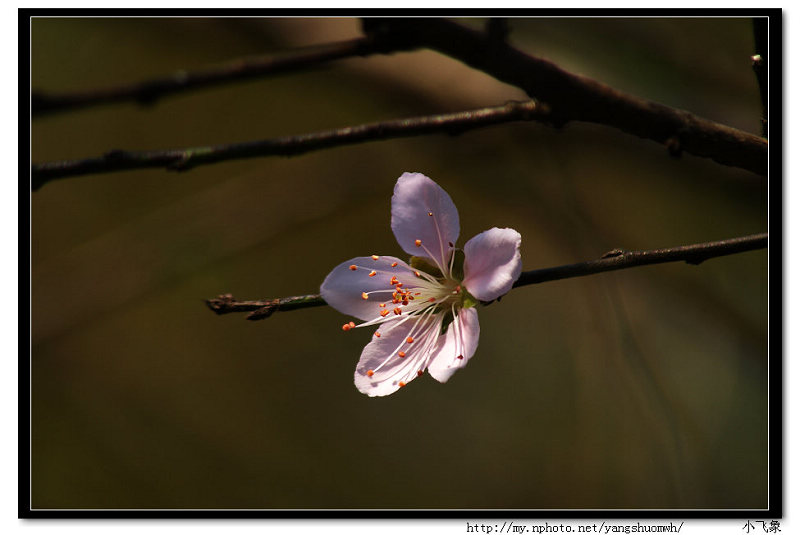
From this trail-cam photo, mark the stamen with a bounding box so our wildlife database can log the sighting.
[380,309,390,317]
[406,337,414,343]
[428,211,433,217]
[398,351,406,358]
[375,332,381,338]
[414,239,422,247]
[367,370,375,377]
[417,370,424,376]
[391,262,398,267]
[349,321,355,328]
[414,271,421,277]
[457,355,464,360]
[390,276,399,285]
[361,292,369,300]
[371,255,379,261]
[349,265,357,271]
[368,270,377,277]
[342,323,352,331]
[379,303,386,308]
[398,381,406,387]
[393,307,403,315]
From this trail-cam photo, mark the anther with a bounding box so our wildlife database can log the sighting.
[415,239,422,247]
[371,255,379,261]
[395,283,403,289]
[406,337,414,344]
[457,355,464,360]
[398,351,406,358]
[349,265,357,271]
[448,241,454,247]
[390,276,399,285]
[391,262,398,267]
[368,270,377,277]
[361,292,369,300]
[374,332,381,337]
[349,322,355,328]
[380,309,390,317]
[393,307,402,315]
[417,370,424,376]
[379,303,386,308]
[414,271,421,277]
[342,323,352,331]
[428,297,436,302]
[367,370,375,377]
[428,211,433,217]
[398,381,406,387]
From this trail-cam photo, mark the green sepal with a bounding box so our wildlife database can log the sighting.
[460,288,479,309]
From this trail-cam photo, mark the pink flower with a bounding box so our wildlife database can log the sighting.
[321,173,522,396]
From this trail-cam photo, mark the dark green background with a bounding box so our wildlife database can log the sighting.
[31,17,768,509]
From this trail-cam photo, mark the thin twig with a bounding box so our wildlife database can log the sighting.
[207,233,767,321]
[512,232,767,288]
[31,100,551,190]
[363,18,768,176]
[31,37,406,117]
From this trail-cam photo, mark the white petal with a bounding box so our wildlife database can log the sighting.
[391,172,460,271]
[427,307,480,383]
[461,227,522,302]
[354,312,444,397]
[320,256,421,321]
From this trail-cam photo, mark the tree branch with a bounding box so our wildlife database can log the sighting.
[363,18,768,176]
[31,100,551,190]
[207,233,767,321]
[31,36,407,117]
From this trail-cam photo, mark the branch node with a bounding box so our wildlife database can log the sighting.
[205,293,236,315]
[601,248,625,259]
[665,136,683,158]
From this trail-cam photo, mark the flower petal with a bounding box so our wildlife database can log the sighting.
[320,256,421,321]
[427,307,480,383]
[354,312,444,397]
[391,172,460,271]
[461,227,522,302]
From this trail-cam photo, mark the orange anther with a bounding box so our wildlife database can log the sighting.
[391,262,398,267]
[398,351,406,358]
[398,381,406,387]
[367,370,375,377]
[457,355,464,360]
[349,265,357,271]
[428,297,436,302]
[390,276,399,285]
[417,370,424,376]
[379,303,386,308]
[349,322,355,328]
[414,271,421,277]
[374,332,381,338]
[414,239,422,247]
[406,337,414,344]
[393,307,402,315]
[372,255,379,260]
[380,309,390,317]
[342,323,351,331]
[368,270,377,277]
[428,211,433,217]
[361,292,369,300]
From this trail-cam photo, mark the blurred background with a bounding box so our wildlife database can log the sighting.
[30,17,768,509]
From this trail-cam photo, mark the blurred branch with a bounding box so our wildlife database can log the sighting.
[208,233,767,321]
[31,37,407,117]
[752,17,768,138]
[31,100,550,190]
[363,18,768,176]
[31,18,768,186]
